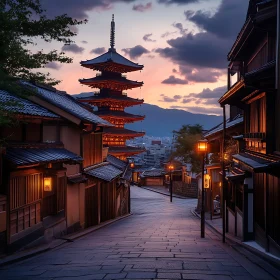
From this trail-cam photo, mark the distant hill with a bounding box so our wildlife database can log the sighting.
[126,103,222,137]
[73,93,222,137]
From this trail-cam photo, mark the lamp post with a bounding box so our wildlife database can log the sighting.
[168,164,174,202]
[197,140,208,238]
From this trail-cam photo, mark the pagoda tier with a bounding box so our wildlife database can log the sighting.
[78,93,144,107]
[95,110,145,124]
[79,75,143,91]
[79,15,145,160]
[109,146,146,159]
[80,50,143,73]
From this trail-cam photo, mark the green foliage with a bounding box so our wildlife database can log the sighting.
[0,0,87,125]
[172,124,203,173]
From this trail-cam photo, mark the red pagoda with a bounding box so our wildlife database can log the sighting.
[79,15,145,160]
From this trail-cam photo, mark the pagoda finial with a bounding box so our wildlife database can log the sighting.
[110,14,115,51]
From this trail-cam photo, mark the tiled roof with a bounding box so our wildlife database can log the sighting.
[77,94,144,104]
[81,50,143,71]
[106,154,127,170]
[5,147,83,166]
[140,169,165,178]
[204,116,243,138]
[84,162,123,182]
[109,146,145,154]
[95,110,144,120]
[22,82,112,127]
[67,174,88,184]
[0,90,59,118]
[104,127,145,136]
[122,168,132,181]
[79,76,143,90]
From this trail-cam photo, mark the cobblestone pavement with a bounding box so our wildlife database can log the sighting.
[0,186,278,280]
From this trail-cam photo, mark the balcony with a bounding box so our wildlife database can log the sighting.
[244,132,266,141]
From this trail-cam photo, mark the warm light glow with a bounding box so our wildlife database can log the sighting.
[168,164,174,171]
[204,174,210,189]
[44,177,52,192]
[130,162,135,168]
[219,182,222,187]
[197,140,208,153]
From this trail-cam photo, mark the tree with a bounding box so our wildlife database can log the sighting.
[172,124,203,173]
[0,0,86,124]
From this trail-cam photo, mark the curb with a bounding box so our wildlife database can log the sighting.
[141,186,188,199]
[191,209,280,268]
[0,213,132,267]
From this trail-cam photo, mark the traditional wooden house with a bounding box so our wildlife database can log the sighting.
[78,15,145,160]
[218,0,280,255]
[204,115,243,217]
[0,82,132,252]
[0,89,83,252]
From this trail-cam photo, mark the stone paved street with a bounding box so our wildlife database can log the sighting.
[0,186,278,280]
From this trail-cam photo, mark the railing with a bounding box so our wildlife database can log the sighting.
[244,132,266,141]
[10,201,41,235]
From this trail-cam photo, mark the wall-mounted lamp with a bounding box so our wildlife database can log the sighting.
[44,177,52,192]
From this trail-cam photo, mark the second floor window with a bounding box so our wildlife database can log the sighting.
[249,95,266,133]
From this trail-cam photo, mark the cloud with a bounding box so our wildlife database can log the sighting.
[45,62,62,70]
[156,0,247,75]
[170,105,222,115]
[172,22,188,35]
[157,0,199,5]
[133,2,152,12]
[90,47,106,54]
[181,86,227,107]
[173,95,182,100]
[172,69,178,73]
[122,45,150,59]
[162,75,188,85]
[41,0,137,19]
[185,0,248,39]
[81,40,88,44]
[159,94,180,103]
[161,31,177,38]
[143,33,156,42]
[62,44,84,53]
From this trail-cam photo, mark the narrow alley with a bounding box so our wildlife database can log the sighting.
[0,187,278,280]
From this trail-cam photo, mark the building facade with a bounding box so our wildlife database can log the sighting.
[218,0,280,256]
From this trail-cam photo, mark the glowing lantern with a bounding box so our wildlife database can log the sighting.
[44,177,52,192]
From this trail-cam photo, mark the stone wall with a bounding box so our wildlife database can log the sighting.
[173,179,198,198]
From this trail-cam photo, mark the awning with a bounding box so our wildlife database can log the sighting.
[5,147,83,167]
[84,162,123,182]
[233,153,269,172]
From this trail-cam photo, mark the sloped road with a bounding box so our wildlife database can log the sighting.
[0,186,278,280]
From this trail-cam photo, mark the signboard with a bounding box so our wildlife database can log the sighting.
[204,174,210,189]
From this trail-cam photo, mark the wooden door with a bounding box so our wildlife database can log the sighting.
[85,185,98,228]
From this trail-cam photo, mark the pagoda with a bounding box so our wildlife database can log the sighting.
[79,15,145,160]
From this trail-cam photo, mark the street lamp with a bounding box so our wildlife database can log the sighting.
[168,164,174,202]
[197,139,208,238]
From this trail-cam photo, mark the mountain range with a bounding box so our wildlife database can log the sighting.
[126,104,222,137]
[73,93,222,137]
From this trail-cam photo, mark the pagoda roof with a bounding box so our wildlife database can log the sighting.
[95,110,145,121]
[80,49,143,73]
[77,94,144,106]
[103,127,145,137]
[109,145,146,155]
[79,76,143,91]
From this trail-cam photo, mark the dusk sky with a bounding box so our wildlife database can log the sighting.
[38,0,248,116]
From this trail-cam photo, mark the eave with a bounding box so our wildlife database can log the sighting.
[79,77,143,91]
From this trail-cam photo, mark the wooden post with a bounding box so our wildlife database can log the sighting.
[201,153,205,238]
[222,105,226,243]
[276,0,280,150]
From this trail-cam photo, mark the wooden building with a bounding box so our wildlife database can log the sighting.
[78,15,145,160]
[218,0,280,255]
[0,82,132,252]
